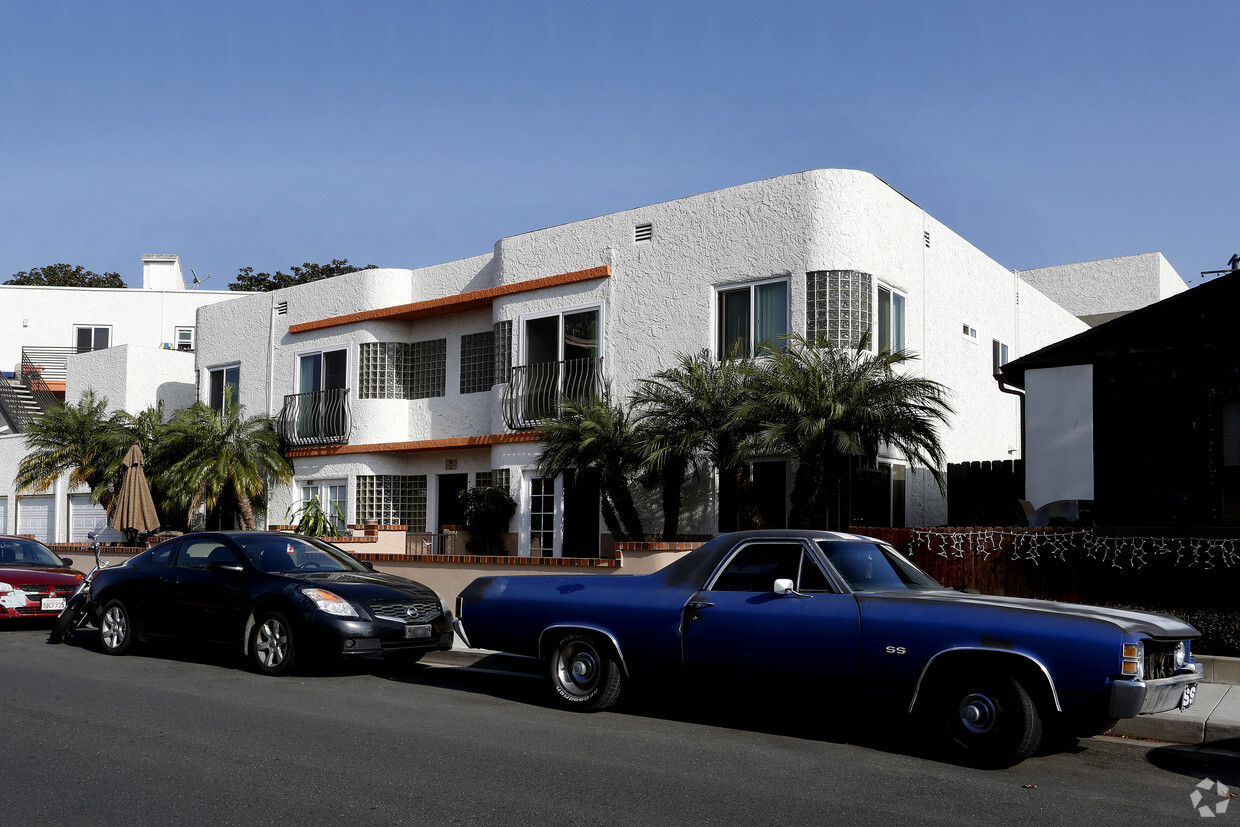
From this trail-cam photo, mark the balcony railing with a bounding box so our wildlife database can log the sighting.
[20,346,93,384]
[501,357,603,430]
[277,387,352,447]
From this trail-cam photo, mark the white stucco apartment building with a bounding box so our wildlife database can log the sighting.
[193,169,1183,556]
[0,255,244,542]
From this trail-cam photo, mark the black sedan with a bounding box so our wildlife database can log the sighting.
[88,531,454,675]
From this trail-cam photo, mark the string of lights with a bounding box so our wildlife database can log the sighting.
[907,529,1240,570]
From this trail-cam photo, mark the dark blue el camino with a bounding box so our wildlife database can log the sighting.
[456,530,1202,767]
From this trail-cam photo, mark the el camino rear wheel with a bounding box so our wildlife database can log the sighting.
[548,633,623,711]
[939,673,1042,768]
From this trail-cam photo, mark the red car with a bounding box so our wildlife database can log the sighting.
[0,536,85,620]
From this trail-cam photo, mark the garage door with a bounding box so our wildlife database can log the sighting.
[0,496,8,535]
[69,494,121,543]
[17,496,55,544]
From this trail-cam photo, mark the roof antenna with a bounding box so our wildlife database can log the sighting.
[190,269,212,289]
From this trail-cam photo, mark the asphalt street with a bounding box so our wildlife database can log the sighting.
[3,623,1238,826]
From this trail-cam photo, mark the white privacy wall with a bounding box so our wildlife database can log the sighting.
[1024,364,1095,508]
[1016,253,1186,319]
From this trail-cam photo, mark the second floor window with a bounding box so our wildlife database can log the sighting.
[716,279,788,358]
[298,349,347,394]
[209,365,240,413]
[877,286,906,353]
[74,325,111,353]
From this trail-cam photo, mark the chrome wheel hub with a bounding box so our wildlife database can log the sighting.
[256,619,289,667]
[100,607,126,649]
[958,692,999,735]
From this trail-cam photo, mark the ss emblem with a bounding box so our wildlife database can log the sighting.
[885,645,907,655]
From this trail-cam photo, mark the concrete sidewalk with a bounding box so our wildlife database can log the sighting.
[424,642,1240,747]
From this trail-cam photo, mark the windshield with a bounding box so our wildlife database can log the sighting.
[0,537,67,568]
[235,535,368,574]
[818,540,944,592]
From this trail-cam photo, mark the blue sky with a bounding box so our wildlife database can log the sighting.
[1,1,1236,289]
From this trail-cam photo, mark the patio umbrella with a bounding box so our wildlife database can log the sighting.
[110,444,160,538]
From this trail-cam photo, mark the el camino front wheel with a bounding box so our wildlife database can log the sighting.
[548,633,623,711]
[938,673,1042,767]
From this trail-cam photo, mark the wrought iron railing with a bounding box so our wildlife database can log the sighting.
[20,347,88,383]
[276,387,352,446]
[20,351,59,412]
[501,357,603,430]
[0,373,37,432]
[406,532,459,556]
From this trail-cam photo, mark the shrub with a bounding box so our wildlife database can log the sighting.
[461,486,517,555]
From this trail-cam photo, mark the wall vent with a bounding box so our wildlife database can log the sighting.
[634,223,653,243]
[923,230,931,248]
[275,301,289,315]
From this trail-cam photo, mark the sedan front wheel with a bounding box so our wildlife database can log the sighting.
[249,610,296,676]
[99,599,134,655]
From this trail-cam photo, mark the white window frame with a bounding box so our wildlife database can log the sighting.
[517,303,604,366]
[208,364,241,412]
[992,339,1011,376]
[73,324,112,352]
[714,276,790,359]
[961,321,980,343]
[876,285,907,353]
[175,327,195,351]
[877,458,908,527]
[300,478,349,531]
[294,346,350,394]
[518,471,562,558]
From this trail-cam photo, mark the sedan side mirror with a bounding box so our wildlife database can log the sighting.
[60,556,74,568]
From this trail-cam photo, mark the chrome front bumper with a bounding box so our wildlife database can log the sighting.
[1109,661,1204,718]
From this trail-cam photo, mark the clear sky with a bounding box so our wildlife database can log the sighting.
[1,1,1236,289]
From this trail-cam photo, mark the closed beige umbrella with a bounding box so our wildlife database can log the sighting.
[111,444,160,539]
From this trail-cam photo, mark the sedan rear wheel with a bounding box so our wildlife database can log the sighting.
[99,599,134,655]
[249,610,296,676]
[548,633,623,711]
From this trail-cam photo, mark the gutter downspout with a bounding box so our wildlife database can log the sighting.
[995,376,1026,498]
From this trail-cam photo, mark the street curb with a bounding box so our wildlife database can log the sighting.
[423,648,541,675]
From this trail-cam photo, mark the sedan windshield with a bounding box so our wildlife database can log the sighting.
[818,540,944,592]
[234,536,368,574]
[0,538,66,568]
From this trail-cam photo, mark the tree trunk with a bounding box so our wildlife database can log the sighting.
[235,487,256,531]
[608,479,645,542]
[659,458,686,540]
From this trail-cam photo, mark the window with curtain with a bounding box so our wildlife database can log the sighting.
[716,279,789,358]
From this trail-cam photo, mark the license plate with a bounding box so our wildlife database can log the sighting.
[41,597,66,612]
[404,624,432,640]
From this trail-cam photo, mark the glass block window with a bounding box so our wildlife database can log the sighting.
[359,342,412,399]
[460,331,496,394]
[410,339,446,399]
[807,270,873,349]
[494,320,512,385]
[355,475,427,528]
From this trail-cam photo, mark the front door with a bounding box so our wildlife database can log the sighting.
[437,474,468,531]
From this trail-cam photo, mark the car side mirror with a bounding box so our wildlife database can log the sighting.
[60,556,74,568]
[361,560,375,571]
[774,578,812,599]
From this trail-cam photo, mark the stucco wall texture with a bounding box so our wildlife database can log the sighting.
[1016,252,1186,319]
[190,169,1117,544]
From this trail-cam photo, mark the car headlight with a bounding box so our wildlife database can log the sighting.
[1122,641,1144,680]
[0,581,11,593]
[438,594,452,619]
[1174,642,1187,669]
[300,588,359,618]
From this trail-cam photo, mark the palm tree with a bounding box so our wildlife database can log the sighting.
[632,349,759,534]
[160,395,292,530]
[742,333,953,530]
[15,390,122,513]
[535,388,645,542]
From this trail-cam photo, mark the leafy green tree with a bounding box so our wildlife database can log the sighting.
[632,349,760,535]
[535,389,645,542]
[5,263,125,287]
[15,391,121,512]
[741,333,953,530]
[159,395,293,530]
[229,259,378,292]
